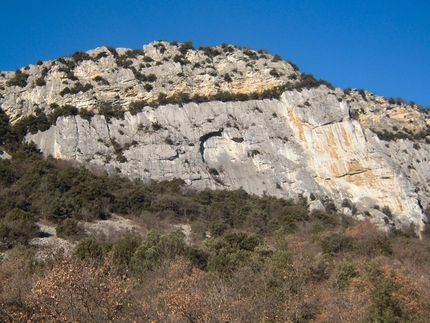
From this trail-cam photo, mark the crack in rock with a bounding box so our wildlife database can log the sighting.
[335,168,369,178]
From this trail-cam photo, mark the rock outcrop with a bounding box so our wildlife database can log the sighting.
[1,41,429,232]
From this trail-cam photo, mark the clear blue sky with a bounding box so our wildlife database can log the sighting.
[1,0,429,106]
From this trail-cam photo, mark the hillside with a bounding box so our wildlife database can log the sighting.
[1,40,429,233]
[1,41,430,322]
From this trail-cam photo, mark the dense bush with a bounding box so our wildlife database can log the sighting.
[243,49,259,60]
[270,68,280,77]
[372,123,430,143]
[35,77,46,86]
[73,237,104,262]
[178,40,194,55]
[59,87,70,96]
[0,208,39,248]
[6,69,29,87]
[321,231,355,255]
[131,229,187,274]
[72,51,91,63]
[144,83,153,92]
[153,42,166,53]
[129,100,146,115]
[94,51,108,60]
[57,57,76,71]
[98,101,124,121]
[13,108,50,135]
[78,108,95,121]
[111,230,142,269]
[125,48,144,58]
[105,46,118,57]
[290,73,334,91]
[203,231,263,274]
[130,67,157,83]
[0,108,10,146]
[48,104,78,124]
[93,75,109,85]
[173,54,190,65]
[56,218,85,239]
[116,55,133,68]
[198,46,221,57]
[68,82,93,95]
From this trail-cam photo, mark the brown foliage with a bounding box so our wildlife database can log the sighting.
[30,259,129,322]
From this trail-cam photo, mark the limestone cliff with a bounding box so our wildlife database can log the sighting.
[1,41,429,232]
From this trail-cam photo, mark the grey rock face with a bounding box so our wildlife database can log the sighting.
[27,85,429,233]
[0,42,295,122]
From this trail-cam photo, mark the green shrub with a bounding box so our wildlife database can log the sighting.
[0,208,39,248]
[365,261,406,323]
[118,155,127,163]
[198,46,221,57]
[358,89,367,101]
[94,51,108,60]
[7,69,29,87]
[310,210,335,227]
[56,218,85,239]
[131,230,186,274]
[321,232,355,255]
[164,136,174,145]
[157,93,169,105]
[153,42,166,53]
[78,109,95,122]
[73,237,104,262]
[178,41,194,55]
[14,108,50,135]
[35,77,46,86]
[72,51,91,63]
[57,57,76,70]
[66,71,79,80]
[208,168,219,176]
[243,49,258,60]
[129,100,146,115]
[291,73,334,91]
[142,55,154,62]
[59,87,71,96]
[143,83,153,92]
[98,102,124,121]
[93,75,109,85]
[146,73,157,82]
[272,54,282,62]
[151,121,162,130]
[224,73,232,83]
[69,82,93,95]
[125,49,144,58]
[248,150,260,158]
[111,231,142,269]
[203,231,263,274]
[333,254,358,289]
[41,67,49,78]
[382,206,393,219]
[221,43,235,53]
[105,46,118,58]
[371,128,410,141]
[48,105,78,124]
[287,60,299,71]
[116,55,133,68]
[173,54,190,65]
